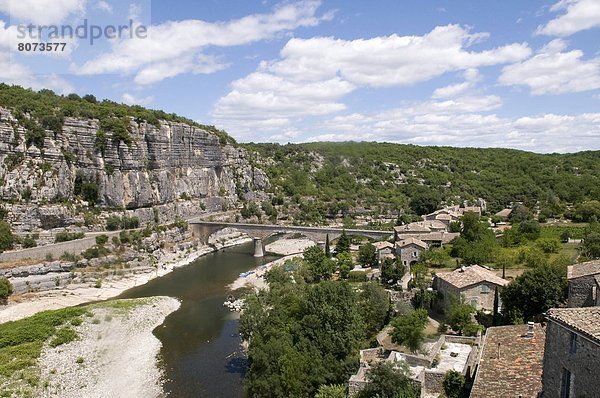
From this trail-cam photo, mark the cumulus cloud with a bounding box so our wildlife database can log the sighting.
[0,0,86,25]
[498,39,600,95]
[121,92,153,106]
[536,0,600,36]
[311,102,600,153]
[432,68,481,99]
[214,25,530,138]
[73,1,330,84]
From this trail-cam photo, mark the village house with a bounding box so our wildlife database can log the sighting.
[393,221,459,248]
[395,237,428,267]
[494,208,512,221]
[423,205,481,225]
[372,241,395,265]
[470,323,546,398]
[348,335,478,397]
[542,307,600,398]
[433,265,508,311]
[567,260,600,307]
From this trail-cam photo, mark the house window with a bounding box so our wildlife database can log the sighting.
[570,332,577,354]
[480,285,491,294]
[561,368,573,398]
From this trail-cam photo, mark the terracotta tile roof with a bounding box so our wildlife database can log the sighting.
[435,265,508,289]
[422,220,448,230]
[567,260,600,280]
[393,222,431,233]
[470,324,545,398]
[373,241,394,251]
[546,307,600,343]
[395,237,428,249]
[495,208,512,218]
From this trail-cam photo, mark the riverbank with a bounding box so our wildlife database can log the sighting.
[38,296,180,398]
[0,236,251,324]
[228,252,303,291]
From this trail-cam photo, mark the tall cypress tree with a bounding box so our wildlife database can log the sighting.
[325,234,331,258]
[493,288,500,326]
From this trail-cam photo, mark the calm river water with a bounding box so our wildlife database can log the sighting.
[118,241,278,397]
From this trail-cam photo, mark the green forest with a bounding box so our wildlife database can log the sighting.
[245,142,600,225]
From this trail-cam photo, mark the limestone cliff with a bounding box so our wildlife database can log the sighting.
[0,107,268,233]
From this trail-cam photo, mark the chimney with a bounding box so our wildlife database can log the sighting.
[526,322,535,338]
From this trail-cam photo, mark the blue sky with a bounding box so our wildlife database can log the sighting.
[1,0,599,153]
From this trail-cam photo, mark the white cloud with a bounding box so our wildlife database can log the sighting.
[536,0,600,36]
[73,1,330,84]
[121,92,153,106]
[432,68,480,98]
[95,0,112,13]
[0,52,73,93]
[498,39,600,95]
[0,0,86,25]
[214,25,529,138]
[312,102,599,153]
[266,25,529,87]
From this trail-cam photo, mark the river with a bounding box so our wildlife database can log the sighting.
[118,241,279,398]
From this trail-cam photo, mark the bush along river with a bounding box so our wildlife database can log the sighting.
[118,241,279,397]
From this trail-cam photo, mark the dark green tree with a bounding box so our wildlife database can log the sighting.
[390,308,428,352]
[447,299,477,335]
[357,362,419,398]
[493,288,500,326]
[359,282,390,334]
[335,230,351,254]
[501,263,568,322]
[358,242,377,267]
[325,234,331,258]
[315,384,346,398]
[0,277,13,304]
[0,221,15,252]
[443,370,466,398]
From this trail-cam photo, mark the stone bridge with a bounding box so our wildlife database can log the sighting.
[188,220,393,257]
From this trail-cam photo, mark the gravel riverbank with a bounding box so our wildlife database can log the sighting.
[38,296,180,398]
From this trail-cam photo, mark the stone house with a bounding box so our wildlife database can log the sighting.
[433,265,508,311]
[471,323,545,398]
[542,307,600,398]
[567,260,600,307]
[395,237,428,267]
[372,241,394,265]
[348,335,477,397]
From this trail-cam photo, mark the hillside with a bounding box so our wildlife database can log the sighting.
[245,142,600,224]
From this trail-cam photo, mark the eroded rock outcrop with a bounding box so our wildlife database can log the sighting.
[0,107,268,233]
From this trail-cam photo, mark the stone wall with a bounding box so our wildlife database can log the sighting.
[423,370,446,395]
[568,275,597,307]
[0,232,121,262]
[542,320,600,397]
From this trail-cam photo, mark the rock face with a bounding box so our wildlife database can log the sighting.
[0,107,268,232]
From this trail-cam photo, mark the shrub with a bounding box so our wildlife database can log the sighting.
[347,271,368,282]
[22,235,37,248]
[105,215,122,231]
[95,235,109,246]
[49,327,78,347]
[3,152,24,171]
[121,216,139,230]
[55,231,85,243]
[536,238,561,254]
[0,277,13,303]
[0,221,15,252]
[73,171,99,205]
